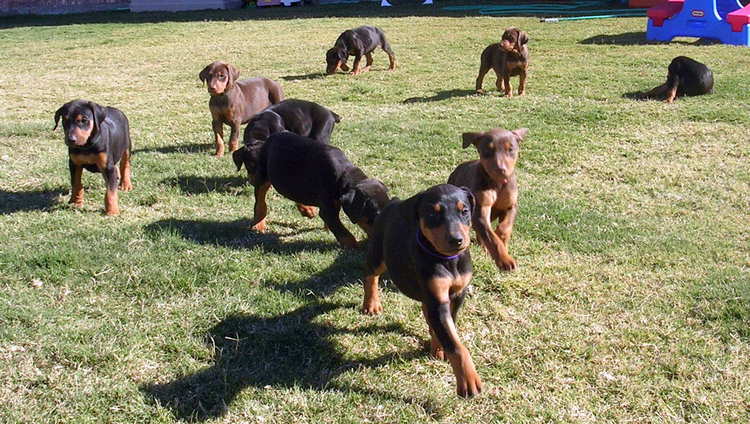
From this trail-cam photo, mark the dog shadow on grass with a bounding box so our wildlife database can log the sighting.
[144,217,333,255]
[140,229,442,421]
[160,175,248,195]
[403,89,477,104]
[133,143,212,155]
[0,188,67,215]
[281,72,327,81]
[579,31,721,46]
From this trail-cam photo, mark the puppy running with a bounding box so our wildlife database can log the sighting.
[199,61,283,157]
[363,184,481,397]
[53,99,133,216]
[326,26,397,76]
[448,127,527,271]
[475,27,529,97]
[235,99,341,219]
[235,132,389,248]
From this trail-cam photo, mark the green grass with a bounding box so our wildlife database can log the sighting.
[1,3,749,423]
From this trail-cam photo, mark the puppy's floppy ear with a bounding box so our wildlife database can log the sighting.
[87,101,107,133]
[341,187,366,224]
[511,128,528,142]
[459,186,476,215]
[462,132,482,149]
[232,147,245,171]
[266,111,285,135]
[198,64,212,84]
[519,31,529,46]
[226,63,240,88]
[53,103,69,131]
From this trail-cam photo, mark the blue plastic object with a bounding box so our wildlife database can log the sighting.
[646,0,750,45]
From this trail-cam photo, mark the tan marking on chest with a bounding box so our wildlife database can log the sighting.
[70,152,107,168]
[427,273,473,303]
[492,186,517,211]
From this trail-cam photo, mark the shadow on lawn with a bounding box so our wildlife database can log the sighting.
[0,188,66,215]
[144,217,335,255]
[142,300,437,421]
[403,89,477,104]
[579,31,722,46]
[281,72,327,81]
[161,175,248,195]
[133,143,211,155]
[140,230,441,420]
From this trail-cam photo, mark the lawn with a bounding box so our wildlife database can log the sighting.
[0,2,748,423]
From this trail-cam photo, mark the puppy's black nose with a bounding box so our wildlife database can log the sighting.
[448,235,464,247]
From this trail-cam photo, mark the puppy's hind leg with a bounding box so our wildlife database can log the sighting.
[382,41,397,70]
[475,64,491,94]
[118,148,133,191]
[249,182,272,232]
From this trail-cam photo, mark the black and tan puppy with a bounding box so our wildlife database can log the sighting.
[242,99,341,146]
[326,25,397,76]
[475,27,529,97]
[363,184,481,397]
[448,128,527,271]
[235,132,389,248]
[53,99,133,216]
[639,56,714,103]
[238,99,342,219]
[199,61,284,157]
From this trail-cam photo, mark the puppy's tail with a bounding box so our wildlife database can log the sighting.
[331,111,341,123]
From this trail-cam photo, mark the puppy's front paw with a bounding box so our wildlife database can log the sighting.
[104,207,120,216]
[362,298,383,315]
[456,368,483,398]
[250,219,267,233]
[296,204,318,218]
[497,255,517,271]
[119,181,133,191]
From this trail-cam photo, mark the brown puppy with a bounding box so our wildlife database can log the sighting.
[475,28,529,97]
[199,61,284,157]
[448,127,527,271]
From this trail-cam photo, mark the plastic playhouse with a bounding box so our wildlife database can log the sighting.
[646,0,750,45]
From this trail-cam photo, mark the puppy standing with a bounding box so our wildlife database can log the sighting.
[475,27,529,97]
[363,184,482,397]
[199,61,284,157]
[326,26,397,76]
[640,56,714,103]
[448,128,527,271]
[53,99,133,216]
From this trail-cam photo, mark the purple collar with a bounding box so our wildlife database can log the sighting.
[415,230,462,261]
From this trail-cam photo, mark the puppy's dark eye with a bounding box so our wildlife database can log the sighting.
[461,208,470,216]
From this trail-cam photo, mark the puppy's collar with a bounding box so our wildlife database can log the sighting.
[416,230,461,261]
